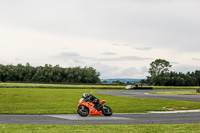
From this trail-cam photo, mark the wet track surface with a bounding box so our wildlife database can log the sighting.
[1,90,200,125]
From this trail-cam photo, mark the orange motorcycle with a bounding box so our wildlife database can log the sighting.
[77,98,112,117]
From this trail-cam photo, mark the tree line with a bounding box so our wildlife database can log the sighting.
[0,63,100,83]
[143,59,200,86]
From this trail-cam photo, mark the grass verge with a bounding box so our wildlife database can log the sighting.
[0,124,200,133]
[149,91,200,95]
[0,88,200,114]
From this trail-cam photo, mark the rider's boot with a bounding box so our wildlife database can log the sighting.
[97,104,103,111]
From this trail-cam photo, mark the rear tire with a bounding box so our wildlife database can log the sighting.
[77,106,89,117]
[102,105,112,116]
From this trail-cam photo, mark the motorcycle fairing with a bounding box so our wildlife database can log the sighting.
[78,101,103,115]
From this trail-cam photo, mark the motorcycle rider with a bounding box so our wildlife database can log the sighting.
[82,93,103,111]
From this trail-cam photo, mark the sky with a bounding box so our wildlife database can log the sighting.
[0,0,200,79]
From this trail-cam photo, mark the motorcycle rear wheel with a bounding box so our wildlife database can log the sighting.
[102,105,112,116]
[77,106,89,117]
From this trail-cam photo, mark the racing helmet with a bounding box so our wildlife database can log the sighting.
[82,93,88,98]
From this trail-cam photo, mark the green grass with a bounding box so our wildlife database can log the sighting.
[1,84,200,132]
[0,83,124,89]
[0,124,200,133]
[149,91,200,95]
[1,88,200,114]
[152,86,199,90]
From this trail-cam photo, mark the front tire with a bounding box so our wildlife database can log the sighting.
[77,106,89,117]
[102,105,112,116]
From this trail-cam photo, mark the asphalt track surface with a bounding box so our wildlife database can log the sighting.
[93,90,200,102]
[1,90,200,125]
[1,113,200,125]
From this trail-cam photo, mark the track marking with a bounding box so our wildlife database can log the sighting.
[149,109,200,114]
[47,114,132,120]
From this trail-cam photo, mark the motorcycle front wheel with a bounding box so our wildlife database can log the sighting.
[77,106,89,117]
[102,105,112,116]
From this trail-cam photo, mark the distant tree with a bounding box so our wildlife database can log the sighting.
[146,76,153,86]
[184,74,195,86]
[126,81,131,84]
[102,80,107,83]
[24,63,35,82]
[140,79,146,86]
[112,80,124,85]
[0,64,7,82]
[194,70,200,86]
[175,76,185,86]
[148,59,172,86]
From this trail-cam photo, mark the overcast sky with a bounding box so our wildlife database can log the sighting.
[0,0,200,79]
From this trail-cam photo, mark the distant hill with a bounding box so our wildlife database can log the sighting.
[100,78,144,83]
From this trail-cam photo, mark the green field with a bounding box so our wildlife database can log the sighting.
[1,83,200,132]
[1,87,200,114]
[1,124,200,133]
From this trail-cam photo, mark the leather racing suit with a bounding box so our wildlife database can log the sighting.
[84,94,102,110]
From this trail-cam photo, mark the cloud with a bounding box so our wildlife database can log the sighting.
[14,58,20,61]
[91,61,149,79]
[192,58,200,61]
[0,60,9,65]
[111,43,121,46]
[132,47,153,51]
[98,56,153,61]
[0,0,199,79]
[111,43,132,47]
[170,62,180,65]
[171,64,200,73]
[60,52,80,57]
[1,1,199,53]
[97,65,149,79]
[55,52,153,62]
[92,63,119,79]
[101,52,117,55]
[111,43,153,51]
[52,52,85,66]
